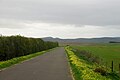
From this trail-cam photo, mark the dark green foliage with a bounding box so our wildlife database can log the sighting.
[0,35,59,61]
[72,49,101,64]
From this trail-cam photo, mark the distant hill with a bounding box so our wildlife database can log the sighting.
[42,37,120,43]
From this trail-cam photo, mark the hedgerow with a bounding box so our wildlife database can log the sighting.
[0,35,58,61]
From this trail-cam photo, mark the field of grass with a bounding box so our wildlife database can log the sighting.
[72,43,120,72]
[65,46,119,80]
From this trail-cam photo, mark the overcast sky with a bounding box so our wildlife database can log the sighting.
[0,0,120,38]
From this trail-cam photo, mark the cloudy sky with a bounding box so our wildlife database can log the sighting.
[0,0,120,39]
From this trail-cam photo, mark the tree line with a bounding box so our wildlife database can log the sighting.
[109,41,120,43]
[0,35,59,61]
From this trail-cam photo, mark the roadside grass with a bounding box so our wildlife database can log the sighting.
[0,48,56,70]
[72,43,120,72]
[65,46,120,80]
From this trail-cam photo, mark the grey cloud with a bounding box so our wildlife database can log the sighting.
[0,0,120,27]
[0,19,27,29]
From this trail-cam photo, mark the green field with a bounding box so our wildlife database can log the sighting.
[72,43,120,72]
[65,46,120,80]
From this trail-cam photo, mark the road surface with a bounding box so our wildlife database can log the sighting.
[0,47,72,80]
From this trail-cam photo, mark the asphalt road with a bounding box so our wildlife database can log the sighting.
[0,47,72,80]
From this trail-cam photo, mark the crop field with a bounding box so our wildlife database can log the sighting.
[71,43,120,72]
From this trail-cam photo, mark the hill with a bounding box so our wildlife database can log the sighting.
[42,37,120,43]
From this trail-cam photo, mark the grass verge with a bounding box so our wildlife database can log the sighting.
[65,46,119,80]
[0,48,57,70]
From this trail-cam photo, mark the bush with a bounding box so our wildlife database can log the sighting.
[74,49,101,64]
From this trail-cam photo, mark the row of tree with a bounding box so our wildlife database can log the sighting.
[0,35,59,61]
